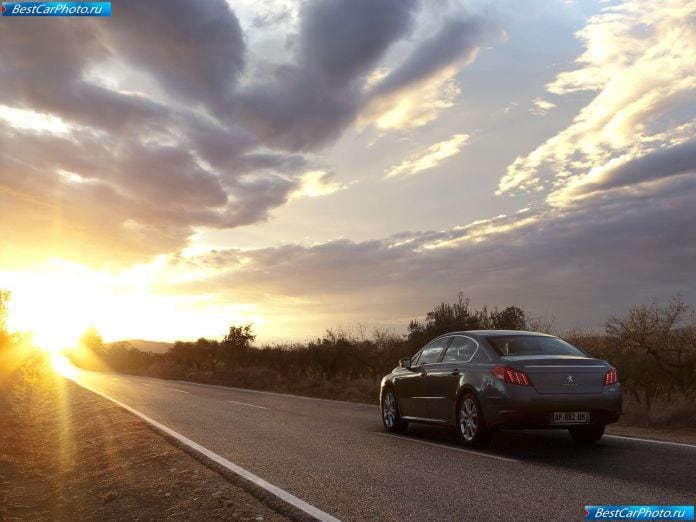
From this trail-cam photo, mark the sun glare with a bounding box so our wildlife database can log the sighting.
[1,257,264,348]
[51,354,79,378]
[32,321,84,354]
[3,261,116,353]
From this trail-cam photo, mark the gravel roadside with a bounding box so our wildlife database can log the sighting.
[0,365,289,521]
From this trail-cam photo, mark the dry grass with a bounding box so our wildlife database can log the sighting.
[181,367,379,404]
[166,367,696,430]
[618,395,696,428]
[0,354,288,521]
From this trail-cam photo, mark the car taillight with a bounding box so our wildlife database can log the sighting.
[492,365,533,386]
[604,367,618,385]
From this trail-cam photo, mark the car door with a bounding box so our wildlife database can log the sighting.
[425,336,480,423]
[392,351,423,417]
[397,337,452,419]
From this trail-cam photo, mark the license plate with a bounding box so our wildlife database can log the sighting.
[551,411,590,424]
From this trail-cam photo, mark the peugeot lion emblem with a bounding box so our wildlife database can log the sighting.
[566,375,574,383]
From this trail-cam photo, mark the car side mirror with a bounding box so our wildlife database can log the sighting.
[398,357,412,369]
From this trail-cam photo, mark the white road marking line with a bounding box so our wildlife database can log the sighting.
[73,381,341,522]
[228,400,269,410]
[606,434,696,449]
[375,432,519,463]
[170,389,190,394]
[94,374,696,451]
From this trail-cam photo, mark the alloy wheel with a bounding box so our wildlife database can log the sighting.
[383,391,396,429]
[459,397,479,442]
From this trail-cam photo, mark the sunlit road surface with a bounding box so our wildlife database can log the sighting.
[71,369,696,521]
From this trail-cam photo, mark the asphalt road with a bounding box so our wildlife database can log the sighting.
[73,371,696,521]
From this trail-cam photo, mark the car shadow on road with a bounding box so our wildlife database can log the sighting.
[396,423,696,494]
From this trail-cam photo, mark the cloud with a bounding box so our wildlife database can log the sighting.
[104,0,246,111]
[361,67,462,131]
[363,15,503,130]
[386,134,469,178]
[0,2,303,264]
[498,0,696,196]
[291,170,347,199]
[0,106,72,134]
[299,0,418,90]
[220,174,296,227]
[170,170,696,333]
[0,0,499,268]
[235,0,420,151]
[236,3,500,149]
[530,98,556,116]
[371,16,496,97]
[552,139,696,204]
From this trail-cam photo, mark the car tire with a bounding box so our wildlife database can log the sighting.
[569,424,605,444]
[457,392,491,447]
[381,388,408,433]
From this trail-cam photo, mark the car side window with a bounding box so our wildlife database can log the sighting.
[442,336,478,363]
[411,352,422,366]
[418,337,451,365]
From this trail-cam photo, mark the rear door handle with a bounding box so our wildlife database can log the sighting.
[450,369,461,376]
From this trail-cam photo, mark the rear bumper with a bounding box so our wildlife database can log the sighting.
[483,384,622,428]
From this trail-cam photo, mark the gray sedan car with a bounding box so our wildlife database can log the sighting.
[380,330,621,445]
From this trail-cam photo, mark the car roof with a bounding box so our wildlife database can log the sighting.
[441,330,556,338]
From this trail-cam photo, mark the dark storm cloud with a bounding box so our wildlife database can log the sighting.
[299,0,418,89]
[102,0,245,111]
[177,172,696,328]
[372,16,499,97]
[0,126,231,264]
[571,140,696,196]
[0,0,279,264]
[0,17,174,134]
[0,0,497,266]
[220,174,296,227]
[116,144,229,207]
[236,0,421,151]
[235,70,359,151]
[235,2,503,151]
[234,153,309,174]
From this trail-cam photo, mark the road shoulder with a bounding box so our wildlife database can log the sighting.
[0,365,288,521]
[607,424,696,446]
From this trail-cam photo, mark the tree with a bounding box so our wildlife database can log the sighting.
[490,305,526,330]
[195,337,223,374]
[407,294,533,347]
[0,290,10,351]
[224,324,255,347]
[0,289,9,333]
[221,323,255,367]
[79,327,105,356]
[605,296,696,407]
[170,341,206,371]
[407,294,483,348]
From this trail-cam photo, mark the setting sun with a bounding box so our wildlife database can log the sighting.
[0,257,264,347]
[3,261,117,353]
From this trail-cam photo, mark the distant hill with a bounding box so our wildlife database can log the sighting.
[106,339,174,354]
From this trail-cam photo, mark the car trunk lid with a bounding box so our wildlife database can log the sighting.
[501,356,607,394]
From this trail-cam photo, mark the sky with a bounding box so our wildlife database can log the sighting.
[0,0,695,346]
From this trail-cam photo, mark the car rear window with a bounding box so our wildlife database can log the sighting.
[487,335,586,357]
